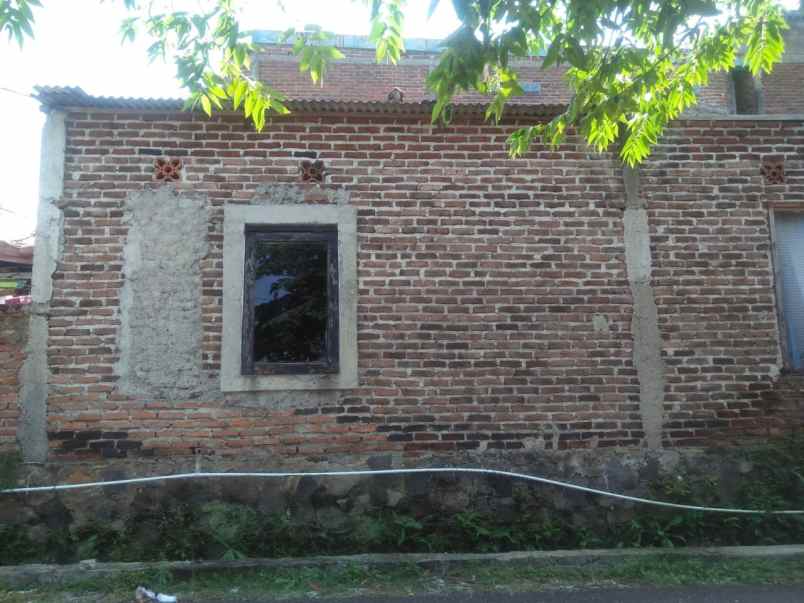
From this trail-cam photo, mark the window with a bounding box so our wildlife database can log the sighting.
[242,226,339,375]
[221,203,357,393]
[774,212,804,371]
[731,66,760,115]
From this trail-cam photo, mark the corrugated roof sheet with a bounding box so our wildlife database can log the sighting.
[33,86,564,118]
[34,86,185,110]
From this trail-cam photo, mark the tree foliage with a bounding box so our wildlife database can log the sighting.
[0,0,792,163]
[0,0,39,45]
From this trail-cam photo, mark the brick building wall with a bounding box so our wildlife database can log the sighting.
[0,306,27,452]
[255,11,804,117]
[36,106,802,463]
[762,10,804,114]
[256,44,734,113]
[257,44,573,104]
[645,121,804,443]
[762,64,804,114]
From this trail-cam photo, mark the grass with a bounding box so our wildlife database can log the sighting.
[1,554,803,602]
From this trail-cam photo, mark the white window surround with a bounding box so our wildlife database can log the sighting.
[221,203,358,392]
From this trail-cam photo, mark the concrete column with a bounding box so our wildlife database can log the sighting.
[17,110,65,462]
[622,165,665,449]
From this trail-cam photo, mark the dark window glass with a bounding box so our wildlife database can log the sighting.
[242,227,338,375]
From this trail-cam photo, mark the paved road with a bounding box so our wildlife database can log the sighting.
[267,585,804,602]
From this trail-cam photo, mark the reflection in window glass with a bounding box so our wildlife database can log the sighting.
[253,241,328,364]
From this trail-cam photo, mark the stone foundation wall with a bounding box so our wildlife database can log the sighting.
[0,445,789,550]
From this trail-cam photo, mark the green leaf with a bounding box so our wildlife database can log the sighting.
[232,80,247,110]
[200,94,212,116]
[209,85,227,99]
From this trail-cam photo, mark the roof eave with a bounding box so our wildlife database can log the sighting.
[33,86,565,119]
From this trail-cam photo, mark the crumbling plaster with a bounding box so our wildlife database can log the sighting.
[622,165,666,449]
[115,188,212,400]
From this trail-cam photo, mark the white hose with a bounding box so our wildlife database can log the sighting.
[2,467,804,515]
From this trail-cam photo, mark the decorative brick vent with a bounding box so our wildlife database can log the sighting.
[300,160,325,183]
[760,160,785,185]
[154,158,183,182]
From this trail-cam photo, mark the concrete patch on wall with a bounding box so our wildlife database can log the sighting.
[18,110,66,463]
[592,314,610,334]
[116,188,211,399]
[250,182,352,206]
[622,165,666,449]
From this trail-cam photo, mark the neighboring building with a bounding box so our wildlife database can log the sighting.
[2,11,802,472]
[0,242,32,305]
[0,242,31,454]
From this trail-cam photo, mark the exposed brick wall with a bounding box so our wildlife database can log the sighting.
[644,120,804,443]
[695,73,732,114]
[0,306,27,452]
[46,108,803,462]
[762,64,804,114]
[257,46,733,113]
[257,46,572,105]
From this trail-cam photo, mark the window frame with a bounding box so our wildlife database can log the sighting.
[770,206,804,374]
[221,203,358,394]
[241,225,340,376]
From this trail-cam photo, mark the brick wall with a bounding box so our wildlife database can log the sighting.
[0,306,27,452]
[45,109,803,462]
[257,45,733,113]
[762,64,804,114]
[751,10,804,115]
[257,46,571,105]
[644,120,804,443]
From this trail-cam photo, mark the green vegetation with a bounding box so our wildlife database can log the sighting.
[1,436,804,566]
[2,555,804,603]
[0,452,20,491]
[0,0,793,163]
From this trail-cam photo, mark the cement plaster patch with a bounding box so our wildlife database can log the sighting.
[116,188,211,399]
[622,165,666,449]
[18,110,65,463]
[221,200,358,395]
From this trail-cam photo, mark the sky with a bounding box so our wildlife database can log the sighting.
[0,0,461,243]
